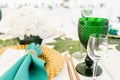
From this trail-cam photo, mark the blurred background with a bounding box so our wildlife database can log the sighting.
[0,0,120,39]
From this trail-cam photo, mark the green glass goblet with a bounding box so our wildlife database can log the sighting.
[76,17,109,77]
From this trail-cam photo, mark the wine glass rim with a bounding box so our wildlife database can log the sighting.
[79,17,109,26]
[80,17,108,21]
[90,33,108,39]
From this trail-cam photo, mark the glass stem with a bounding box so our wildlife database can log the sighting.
[93,60,98,80]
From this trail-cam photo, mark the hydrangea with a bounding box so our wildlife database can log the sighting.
[9,6,57,39]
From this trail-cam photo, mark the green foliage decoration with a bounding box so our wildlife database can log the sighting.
[46,37,86,55]
[46,37,120,54]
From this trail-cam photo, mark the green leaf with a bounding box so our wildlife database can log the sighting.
[46,37,120,55]
[0,38,19,48]
[108,37,120,44]
[108,37,120,51]
[46,37,86,55]
[116,44,120,51]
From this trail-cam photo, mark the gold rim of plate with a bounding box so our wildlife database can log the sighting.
[0,45,64,80]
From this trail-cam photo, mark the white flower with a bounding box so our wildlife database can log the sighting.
[9,6,57,39]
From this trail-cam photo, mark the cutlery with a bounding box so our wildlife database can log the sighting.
[64,54,73,80]
[64,54,80,80]
[69,56,80,80]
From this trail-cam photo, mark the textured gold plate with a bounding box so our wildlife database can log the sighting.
[0,45,64,80]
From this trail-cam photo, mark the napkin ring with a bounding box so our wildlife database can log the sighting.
[25,49,37,56]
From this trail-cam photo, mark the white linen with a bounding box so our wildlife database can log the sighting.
[101,50,120,80]
[0,49,25,76]
[54,56,113,80]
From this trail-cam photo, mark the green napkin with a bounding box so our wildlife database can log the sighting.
[0,43,48,80]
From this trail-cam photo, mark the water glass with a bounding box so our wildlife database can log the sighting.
[87,33,108,80]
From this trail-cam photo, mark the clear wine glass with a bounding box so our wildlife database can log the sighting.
[81,0,95,17]
[87,33,108,80]
[81,4,93,17]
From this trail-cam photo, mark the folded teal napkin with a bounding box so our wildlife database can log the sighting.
[108,24,120,35]
[0,43,48,80]
[109,28,118,35]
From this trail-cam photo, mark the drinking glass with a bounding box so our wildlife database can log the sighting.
[87,34,108,80]
[81,4,93,17]
[81,0,96,17]
[76,17,109,77]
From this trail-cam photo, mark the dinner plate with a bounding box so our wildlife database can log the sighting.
[0,45,64,80]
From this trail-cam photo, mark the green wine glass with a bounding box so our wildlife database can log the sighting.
[76,17,109,77]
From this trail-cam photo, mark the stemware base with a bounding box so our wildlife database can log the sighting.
[76,62,102,77]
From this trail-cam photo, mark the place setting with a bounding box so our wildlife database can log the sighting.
[0,34,65,80]
[0,7,65,80]
[46,17,120,80]
[0,1,120,80]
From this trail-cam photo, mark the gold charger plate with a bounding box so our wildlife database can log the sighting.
[0,45,64,80]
